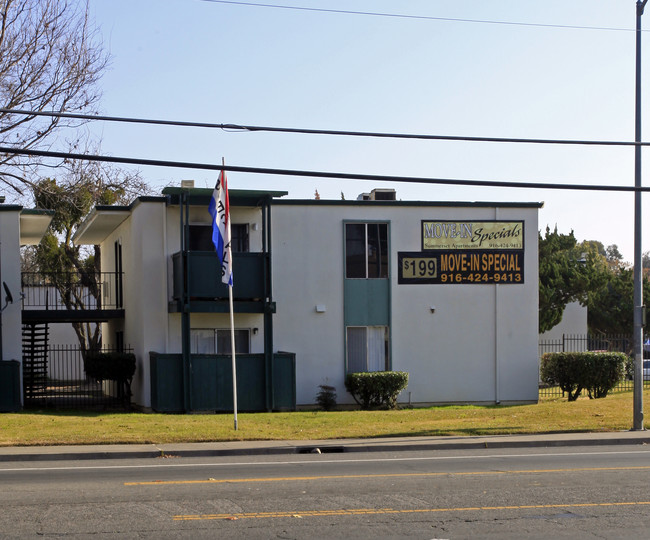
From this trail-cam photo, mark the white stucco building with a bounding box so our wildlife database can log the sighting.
[539,301,589,343]
[0,204,52,410]
[71,185,542,411]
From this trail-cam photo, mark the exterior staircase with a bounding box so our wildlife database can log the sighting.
[22,323,49,403]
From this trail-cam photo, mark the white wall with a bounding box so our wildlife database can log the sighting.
[272,205,346,406]
[539,301,588,344]
[101,200,168,408]
[0,209,22,364]
[272,202,540,406]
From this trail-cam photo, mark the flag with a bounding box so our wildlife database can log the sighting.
[209,170,233,286]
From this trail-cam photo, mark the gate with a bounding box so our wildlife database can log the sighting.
[22,331,133,410]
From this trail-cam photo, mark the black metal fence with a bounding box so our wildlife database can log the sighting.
[538,334,648,397]
[539,334,633,356]
[21,272,123,310]
[23,344,134,410]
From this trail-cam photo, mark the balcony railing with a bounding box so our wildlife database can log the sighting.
[171,251,268,302]
[21,272,124,311]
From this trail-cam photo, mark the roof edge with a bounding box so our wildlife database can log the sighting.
[272,199,544,208]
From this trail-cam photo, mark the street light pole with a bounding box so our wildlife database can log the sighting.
[633,0,647,431]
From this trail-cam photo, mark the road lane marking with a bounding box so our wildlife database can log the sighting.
[126,465,650,486]
[3,448,650,473]
[173,501,650,521]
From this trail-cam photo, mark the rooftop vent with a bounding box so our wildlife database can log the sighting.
[370,189,396,201]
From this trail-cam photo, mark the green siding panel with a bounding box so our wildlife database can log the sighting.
[272,353,296,410]
[150,352,295,413]
[344,279,390,326]
[150,353,184,412]
[172,251,267,301]
[0,361,21,412]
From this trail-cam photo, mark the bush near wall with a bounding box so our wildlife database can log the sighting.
[540,352,626,401]
[84,351,137,406]
[344,371,408,410]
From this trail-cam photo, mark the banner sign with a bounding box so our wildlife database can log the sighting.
[422,220,524,250]
[398,250,524,284]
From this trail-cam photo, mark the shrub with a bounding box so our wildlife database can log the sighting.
[540,352,584,401]
[540,352,626,401]
[84,351,137,406]
[315,384,337,411]
[344,371,408,410]
[582,352,627,399]
[624,356,635,380]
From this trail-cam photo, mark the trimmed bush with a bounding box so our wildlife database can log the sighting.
[344,371,408,410]
[84,351,137,406]
[315,384,337,411]
[540,352,626,401]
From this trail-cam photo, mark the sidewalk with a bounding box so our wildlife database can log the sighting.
[0,430,649,462]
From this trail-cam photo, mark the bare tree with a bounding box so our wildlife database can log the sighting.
[28,160,152,354]
[0,0,108,195]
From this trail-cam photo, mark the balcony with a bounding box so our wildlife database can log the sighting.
[170,251,273,313]
[21,272,125,323]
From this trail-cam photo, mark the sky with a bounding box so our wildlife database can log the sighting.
[76,0,650,261]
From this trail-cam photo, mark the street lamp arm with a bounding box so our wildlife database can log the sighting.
[639,0,649,16]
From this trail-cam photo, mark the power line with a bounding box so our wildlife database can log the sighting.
[1,144,647,193]
[1,108,646,147]
[200,0,635,33]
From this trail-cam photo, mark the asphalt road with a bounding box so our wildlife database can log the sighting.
[1,444,650,539]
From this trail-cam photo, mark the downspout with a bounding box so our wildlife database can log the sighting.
[163,196,170,353]
[494,207,500,405]
[0,241,3,363]
[264,198,275,410]
[180,191,191,412]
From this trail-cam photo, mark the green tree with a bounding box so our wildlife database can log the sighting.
[581,240,606,258]
[642,250,650,269]
[605,244,623,263]
[538,227,608,333]
[587,266,650,335]
[27,160,150,354]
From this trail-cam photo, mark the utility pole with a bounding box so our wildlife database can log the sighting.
[633,0,647,431]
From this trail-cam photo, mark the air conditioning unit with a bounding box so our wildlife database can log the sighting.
[370,189,396,201]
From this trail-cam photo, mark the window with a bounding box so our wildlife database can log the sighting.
[188,225,213,251]
[345,223,388,278]
[190,329,250,354]
[346,326,389,373]
[115,331,124,352]
[231,224,249,253]
[188,224,249,252]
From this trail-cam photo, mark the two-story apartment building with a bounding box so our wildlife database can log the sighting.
[71,184,542,411]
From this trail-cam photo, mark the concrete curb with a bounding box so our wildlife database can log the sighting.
[0,431,649,462]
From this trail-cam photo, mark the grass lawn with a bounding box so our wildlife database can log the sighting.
[0,390,647,447]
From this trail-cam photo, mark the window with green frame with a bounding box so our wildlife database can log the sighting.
[345,222,388,279]
[346,325,389,373]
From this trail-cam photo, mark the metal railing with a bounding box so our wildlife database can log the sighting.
[21,272,123,310]
[23,344,134,410]
[539,334,633,357]
[538,334,648,397]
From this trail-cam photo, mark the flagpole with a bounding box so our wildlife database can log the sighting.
[222,158,238,431]
[229,280,238,430]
